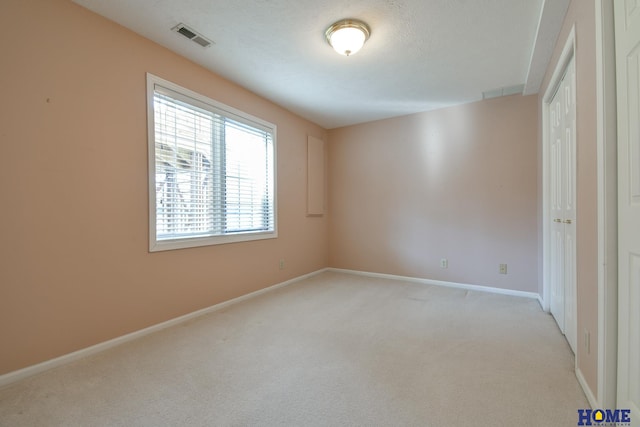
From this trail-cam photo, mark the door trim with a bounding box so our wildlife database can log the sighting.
[595,0,618,410]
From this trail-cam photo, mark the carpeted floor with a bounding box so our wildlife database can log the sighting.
[0,271,588,426]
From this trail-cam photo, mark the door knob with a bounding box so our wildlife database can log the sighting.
[554,218,562,223]
[564,219,573,224]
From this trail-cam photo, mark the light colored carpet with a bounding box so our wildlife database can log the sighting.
[0,271,588,426]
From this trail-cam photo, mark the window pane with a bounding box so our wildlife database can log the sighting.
[148,75,277,251]
[154,93,215,240]
[224,120,271,233]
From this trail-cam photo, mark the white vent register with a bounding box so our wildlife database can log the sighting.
[171,23,213,48]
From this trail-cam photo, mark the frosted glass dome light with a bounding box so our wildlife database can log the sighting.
[325,20,370,56]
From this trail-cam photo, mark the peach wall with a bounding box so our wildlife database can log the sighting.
[0,0,328,375]
[538,0,599,396]
[328,95,539,293]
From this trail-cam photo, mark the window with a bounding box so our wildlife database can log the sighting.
[147,74,277,251]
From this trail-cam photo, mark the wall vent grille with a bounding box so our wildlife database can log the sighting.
[482,84,524,100]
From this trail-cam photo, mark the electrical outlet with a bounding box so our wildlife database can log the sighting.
[440,258,448,269]
[279,259,285,270]
[584,329,590,354]
[499,264,507,274]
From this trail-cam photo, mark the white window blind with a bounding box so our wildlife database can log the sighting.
[147,74,276,251]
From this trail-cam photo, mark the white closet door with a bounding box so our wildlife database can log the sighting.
[550,87,565,333]
[562,58,577,354]
[549,57,577,354]
[615,0,640,420]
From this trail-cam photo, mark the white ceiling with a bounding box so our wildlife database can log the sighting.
[73,0,569,129]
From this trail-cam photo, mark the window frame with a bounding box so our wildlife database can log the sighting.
[146,73,278,252]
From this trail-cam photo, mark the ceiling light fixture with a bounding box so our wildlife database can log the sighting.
[325,19,370,57]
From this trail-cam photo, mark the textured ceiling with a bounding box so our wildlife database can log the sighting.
[73,0,566,129]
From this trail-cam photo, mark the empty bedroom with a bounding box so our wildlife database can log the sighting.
[1,0,637,426]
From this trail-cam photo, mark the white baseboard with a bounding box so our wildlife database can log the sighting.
[0,268,328,389]
[576,367,598,409]
[327,268,540,300]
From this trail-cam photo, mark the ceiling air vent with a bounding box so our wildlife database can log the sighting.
[482,84,525,100]
[172,23,213,48]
